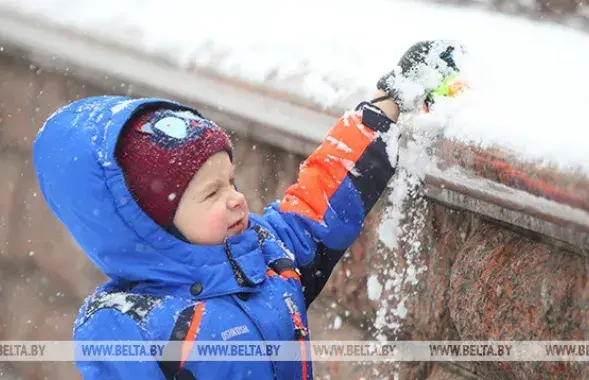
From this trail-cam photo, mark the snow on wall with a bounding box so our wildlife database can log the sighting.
[1,0,588,175]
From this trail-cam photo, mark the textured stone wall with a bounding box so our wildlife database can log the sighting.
[318,187,589,379]
[0,52,101,379]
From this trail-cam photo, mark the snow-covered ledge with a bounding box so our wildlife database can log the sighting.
[0,7,587,257]
[0,8,335,156]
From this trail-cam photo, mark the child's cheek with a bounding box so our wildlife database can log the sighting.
[206,207,229,236]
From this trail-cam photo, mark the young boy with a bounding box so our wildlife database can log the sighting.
[33,40,461,379]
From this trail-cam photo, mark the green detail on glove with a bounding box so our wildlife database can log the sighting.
[425,73,467,109]
[431,73,462,98]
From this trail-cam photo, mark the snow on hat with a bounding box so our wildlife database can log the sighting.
[116,108,233,227]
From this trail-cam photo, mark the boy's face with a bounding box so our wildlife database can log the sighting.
[173,151,249,245]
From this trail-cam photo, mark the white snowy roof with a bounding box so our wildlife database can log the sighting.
[1,0,588,174]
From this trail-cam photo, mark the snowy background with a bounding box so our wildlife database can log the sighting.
[1,0,588,175]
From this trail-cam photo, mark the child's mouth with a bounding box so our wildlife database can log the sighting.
[228,220,243,232]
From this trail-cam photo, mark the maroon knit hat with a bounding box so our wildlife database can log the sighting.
[116,107,233,227]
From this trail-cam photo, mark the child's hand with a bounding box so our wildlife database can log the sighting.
[376,40,465,113]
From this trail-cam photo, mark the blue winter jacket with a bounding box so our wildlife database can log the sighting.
[32,96,396,379]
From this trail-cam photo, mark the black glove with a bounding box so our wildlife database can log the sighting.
[377,40,465,112]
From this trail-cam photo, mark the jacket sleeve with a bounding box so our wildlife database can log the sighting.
[262,102,399,304]
[74,309,166,380]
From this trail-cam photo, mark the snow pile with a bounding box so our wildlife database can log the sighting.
[1,0,588,174]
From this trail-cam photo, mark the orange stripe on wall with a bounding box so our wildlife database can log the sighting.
[180,302,205,367]
[280,113,376,222]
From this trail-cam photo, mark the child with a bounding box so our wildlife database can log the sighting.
[33,40,461,379]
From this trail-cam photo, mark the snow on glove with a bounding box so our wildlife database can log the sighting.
[377,40,465,113]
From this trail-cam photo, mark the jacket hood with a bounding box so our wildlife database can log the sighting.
[33,96,268,298]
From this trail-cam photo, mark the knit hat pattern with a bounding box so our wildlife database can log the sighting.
[116,108,233,227]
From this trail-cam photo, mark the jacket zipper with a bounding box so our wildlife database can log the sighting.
[224,240,255,287]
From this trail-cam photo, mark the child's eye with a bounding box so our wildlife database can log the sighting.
[206,190,217,199]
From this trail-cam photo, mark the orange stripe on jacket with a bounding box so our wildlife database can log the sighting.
[280,113,376,222]
[266,268,301,282]
[279,269,301,282]
[180,302,205,367]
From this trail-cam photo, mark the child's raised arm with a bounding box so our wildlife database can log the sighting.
[259,40,464,306]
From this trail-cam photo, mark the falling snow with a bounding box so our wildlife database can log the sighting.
[332,315,342,330]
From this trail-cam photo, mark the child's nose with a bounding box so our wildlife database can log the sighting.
[227,189,246,210]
